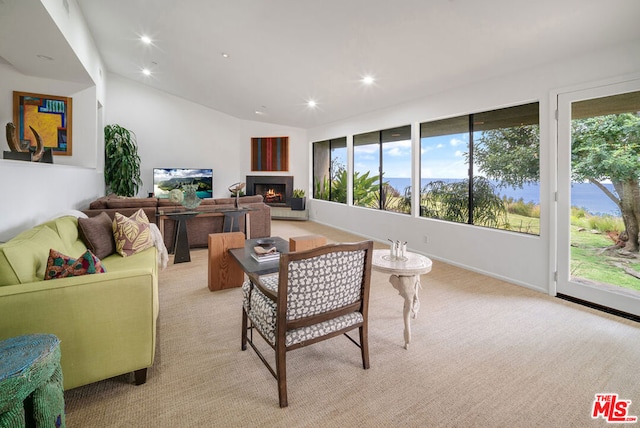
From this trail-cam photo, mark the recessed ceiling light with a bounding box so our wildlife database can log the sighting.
[307,100,317,108]
[362,75,375,85]
[221,52,230,58]
[141,35,152,44]
[142,68,151,76]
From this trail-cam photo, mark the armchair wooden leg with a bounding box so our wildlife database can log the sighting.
[360,326,370,370]
[276,346,288,408]
[241,308,248,351]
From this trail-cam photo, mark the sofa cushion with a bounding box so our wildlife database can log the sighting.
[157,199,181,207]
[0,226,67,285]
[214,198,234,205]
[107,197,158,209]
[44,248,106,280]
[89,196,109,209]
[240,195,264,204]
[78,212,116,259]
[41,215,87,256]
[113,209,154,257]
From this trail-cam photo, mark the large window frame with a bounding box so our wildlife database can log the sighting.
[312,137,347,204]
[419,102,540,234]
[353,125,412,214]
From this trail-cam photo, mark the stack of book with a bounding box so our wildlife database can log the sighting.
[251,246,280,263]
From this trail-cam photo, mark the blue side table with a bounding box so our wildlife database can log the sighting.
[0,334,65,428]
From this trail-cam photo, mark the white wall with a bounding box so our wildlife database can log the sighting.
[0,0,106,242]
[307,40,640,294]
[0,63,103,242]
[105,74,308,198]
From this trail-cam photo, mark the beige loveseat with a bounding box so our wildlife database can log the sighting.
[82,195,271,249]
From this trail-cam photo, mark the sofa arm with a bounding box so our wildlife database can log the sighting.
[0,268,158,390]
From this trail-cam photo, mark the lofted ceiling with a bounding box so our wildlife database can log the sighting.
[3,0,640,129]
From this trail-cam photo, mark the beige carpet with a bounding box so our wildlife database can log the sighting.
[64,220,640,427]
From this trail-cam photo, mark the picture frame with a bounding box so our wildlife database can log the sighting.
[13,91,72,156]
[251,136,288,171]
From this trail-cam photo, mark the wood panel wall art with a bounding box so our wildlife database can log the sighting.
[251,136,288,171]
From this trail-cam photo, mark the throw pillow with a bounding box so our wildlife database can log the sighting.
[113,209,154,257]
[78,212,116,259]
[45,249,106,280]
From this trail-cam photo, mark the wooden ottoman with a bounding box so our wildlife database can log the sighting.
[0,334,65,428]
[208,232,245,291]
[289,235,327,252]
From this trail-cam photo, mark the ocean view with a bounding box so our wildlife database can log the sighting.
[385,178,620,216]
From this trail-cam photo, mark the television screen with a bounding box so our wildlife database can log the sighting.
[153,168,213,199]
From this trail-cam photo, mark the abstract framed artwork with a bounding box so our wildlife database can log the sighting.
[13,91,73,156]
[251,136,288,171]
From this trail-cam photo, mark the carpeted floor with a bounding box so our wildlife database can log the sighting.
[64,220,640,427]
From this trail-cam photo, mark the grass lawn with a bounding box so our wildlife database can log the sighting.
[571,225,640,292]
[505,213,540,235]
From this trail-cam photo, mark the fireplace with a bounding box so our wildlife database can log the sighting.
[246,175,293,207]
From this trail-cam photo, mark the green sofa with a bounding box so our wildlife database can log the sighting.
[0,215,158,390]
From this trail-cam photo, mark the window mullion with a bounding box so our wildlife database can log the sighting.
[468,114,474,225]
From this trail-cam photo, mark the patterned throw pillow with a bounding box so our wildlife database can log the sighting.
[45,248,106,280]
[112,209,154,257]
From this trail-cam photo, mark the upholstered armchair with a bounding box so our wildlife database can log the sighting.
[241,240,374,407]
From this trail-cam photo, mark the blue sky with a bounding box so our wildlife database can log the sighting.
[345,134,472,179]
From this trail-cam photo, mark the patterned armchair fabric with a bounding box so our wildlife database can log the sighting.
[241,240,374,408]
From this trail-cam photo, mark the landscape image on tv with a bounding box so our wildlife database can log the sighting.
[153,168,213,199]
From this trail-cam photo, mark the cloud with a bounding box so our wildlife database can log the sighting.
[383,140,411,157]
[450,137,466,147]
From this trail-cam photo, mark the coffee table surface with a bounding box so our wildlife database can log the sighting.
[228,236,289,276]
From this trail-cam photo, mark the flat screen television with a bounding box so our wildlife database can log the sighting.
[153,168,213,199]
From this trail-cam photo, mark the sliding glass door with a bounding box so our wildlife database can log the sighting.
[557,80,640,316]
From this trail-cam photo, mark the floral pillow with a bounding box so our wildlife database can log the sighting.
[45,249,106,280]
[112,209,154,257]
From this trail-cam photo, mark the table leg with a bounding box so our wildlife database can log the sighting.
[173,218,191,263]
[389,274,422,349]
[223,211,246,233]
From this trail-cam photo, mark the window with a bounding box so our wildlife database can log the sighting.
[420,102,540,234]
[353,125,411,213]
[312,137,347,203]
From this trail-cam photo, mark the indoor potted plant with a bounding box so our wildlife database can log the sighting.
[290,188,306,211]
[104,124,142,197]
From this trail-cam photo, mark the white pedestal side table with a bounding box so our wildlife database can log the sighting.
[372,249,433,349]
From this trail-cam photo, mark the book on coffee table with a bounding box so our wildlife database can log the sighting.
[251,251,280,263]
[251,245,280,263]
